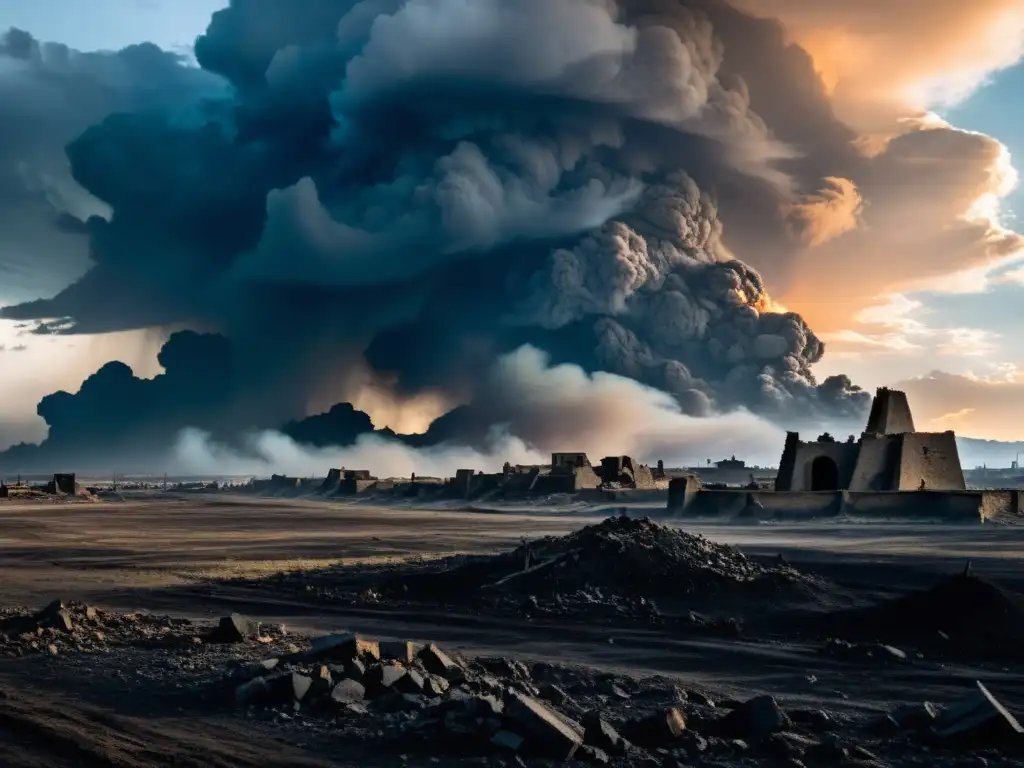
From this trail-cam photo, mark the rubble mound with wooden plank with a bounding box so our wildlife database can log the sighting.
[400,516,822,608]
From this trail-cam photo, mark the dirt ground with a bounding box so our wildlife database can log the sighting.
[0,493,1022,766]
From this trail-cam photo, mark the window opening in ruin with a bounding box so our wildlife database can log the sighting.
[810,455,839,492]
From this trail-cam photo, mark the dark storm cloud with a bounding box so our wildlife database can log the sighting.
[0,0,875,466]
[0,27,223,303]
[0,331,276,471]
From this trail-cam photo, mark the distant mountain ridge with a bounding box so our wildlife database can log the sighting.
[956,437,1024,469]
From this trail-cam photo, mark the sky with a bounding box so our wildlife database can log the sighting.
[0,0,224,445]
[0,0,225,54]
[4,0,1024,466]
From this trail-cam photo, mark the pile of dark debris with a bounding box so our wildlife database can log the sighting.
[212,618,1024,766]
[1,598,1022,766]
[0,599,198,657]
[250,516,826,627]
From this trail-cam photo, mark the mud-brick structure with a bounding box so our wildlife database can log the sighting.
[337,469,378,495]
[598,456,656,489]
[775,387,965,492]
[667,387,1007,522]
[47,473,78,495]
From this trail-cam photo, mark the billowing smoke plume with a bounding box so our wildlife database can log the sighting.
[0,0,875,468]
[3,331,784,473]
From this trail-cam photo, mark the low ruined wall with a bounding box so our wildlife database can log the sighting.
[978,490,1023,521]
[668,488,1016,523]
[842,491,979,521]
[578,488,667,503]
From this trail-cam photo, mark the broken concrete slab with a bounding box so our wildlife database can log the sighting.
[933,682,1024,745]
[418,643,463,680]
[396,668,426,694]
[505,692,583,759]
[363,664,408,696]
[380,639,417,664]
[289,632,380,663]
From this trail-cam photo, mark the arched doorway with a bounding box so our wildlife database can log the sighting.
[810,456,839,491]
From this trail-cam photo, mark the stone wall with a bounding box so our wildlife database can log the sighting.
[849,434,900,491]
[668,487,1017,523]
[786,441,860,491]
[895,431,966,491]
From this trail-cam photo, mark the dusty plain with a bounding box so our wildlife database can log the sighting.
[0,493,1021,766]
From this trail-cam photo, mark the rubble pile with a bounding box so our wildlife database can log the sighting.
[1,596,1021,766]
[818,572,1024,659]
[0,599,200,657]
[216,626,1024,765]
[246,517,825,627]
[396,516,824,618]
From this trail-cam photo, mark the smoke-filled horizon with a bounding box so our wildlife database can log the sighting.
[5,0,1020,470]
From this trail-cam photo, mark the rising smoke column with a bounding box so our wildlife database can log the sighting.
[0,0,874,462]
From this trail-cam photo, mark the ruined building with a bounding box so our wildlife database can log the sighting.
[598,456,656,489]
[774,387,965,492]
